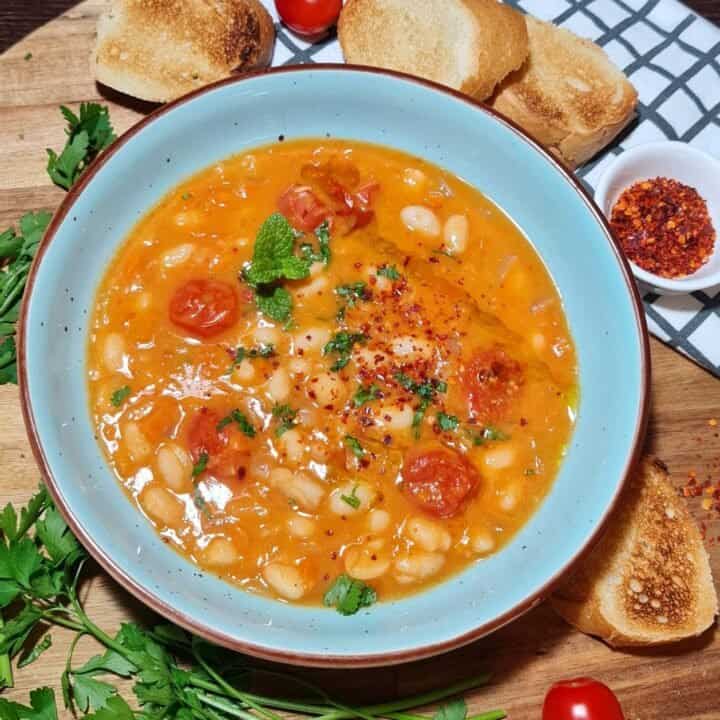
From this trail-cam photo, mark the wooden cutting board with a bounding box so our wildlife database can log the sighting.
[1,3,719,718]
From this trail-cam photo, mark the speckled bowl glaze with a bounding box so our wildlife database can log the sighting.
[20,66,649,668]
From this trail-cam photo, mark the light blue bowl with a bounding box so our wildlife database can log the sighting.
[19,66,649,667]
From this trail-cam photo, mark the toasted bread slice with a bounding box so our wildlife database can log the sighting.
[93,0,275,102]
[490,15,637,168]
[552,458,718,646]
[338,0,528,100]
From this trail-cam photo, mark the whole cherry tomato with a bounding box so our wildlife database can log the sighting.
[275,0,343,38]
[169,278,239,337]
[543,678,625,720]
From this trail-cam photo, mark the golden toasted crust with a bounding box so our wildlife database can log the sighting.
[338,0,528,100]
[490,15,637,168]
[552,458,718,647]
[93,0,275,103]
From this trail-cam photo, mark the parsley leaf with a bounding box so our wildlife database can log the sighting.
[230,344,275,370]
[192,452,209,478]
[323,574,376,616]
[0,687,58,720]
[344,435,365,458]
[353,383,380,407]
[273,404,298,437]
[336,282,368,306]
[110,386,130,408]
[17,634,52,669]
[466,425,510,446]
[46,104,115,190]
[216,409,255,437]
[377,264,401,280]
[394,372,448,439]
[255,286,293,323]
[437,412,459,432]
[300,220,332,265]
[71,675,116,712]
[340,485,361,510]
[323,331,367,372]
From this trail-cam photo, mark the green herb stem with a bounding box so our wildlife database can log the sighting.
[0,613,13,688]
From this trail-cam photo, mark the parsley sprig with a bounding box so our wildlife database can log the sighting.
[272,404,298,437]
[394,372,448,439]
[353,383,381,407]
[0,488,503,719]
[229,344,275,371]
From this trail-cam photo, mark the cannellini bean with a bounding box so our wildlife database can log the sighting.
[309,261,325,277]
[270,468,325,511]
[344,545,391,581]
[403,168,427,189]
[294,327,331,354]
[103,333,126,373]
[472,530,496,555]
[161,243,194,267]
[483,445,516,470]
[254,326,280,346]
[391,336,433,359]
[124,422,152,462]
[141,486,184,527]
[287,516,317,539]
[443,215,469,254]
[406,516,451,552]
[278,428,305,463]
[263,562,306,600]
[368,266,392,292]
[499,486,520,512]
[156,443,192,491]
[394,552,445,581]
[375,405,414,431]
[329,482,376,515]
[308,372,347,407]
[310,438,330,462]
[367,509,391,533]
[296,275,329,298]
[232,359,255,383]
[267,368,290,403]
[288,358,310,375]
[400,206,441,236]
[200,537,239,566]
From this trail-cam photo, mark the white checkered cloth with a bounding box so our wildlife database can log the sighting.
[261,0,720,375]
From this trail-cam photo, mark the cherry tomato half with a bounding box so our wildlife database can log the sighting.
[543,678,625,720]
[402,447,480,518]
[462,347,523,423]
[275,0,342,38]
[169,278,239,337]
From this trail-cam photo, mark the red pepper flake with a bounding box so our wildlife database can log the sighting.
[610,177,715,278]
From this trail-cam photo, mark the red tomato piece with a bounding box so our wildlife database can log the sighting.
[169,279,239,337]
[275,0,342,38]
[463,347,524,422]
[402,447,480,518]
[277,185,330,231]
[187,408,229,463]
[543,678,625,720]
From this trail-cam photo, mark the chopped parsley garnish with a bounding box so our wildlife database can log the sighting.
[524,468,537,476]
[216,409,256,437]
[24,52,32,61]
[273,404,298,437]
[336,282,367,305]
[323,573,376,616]
[466,425,510,446]
[353,383,380,407]
[110,385,131,408]
[394,372,448,439]
[230,343,275,370]
[192,452,209,478]
[340,485,361,509]
[323,331,367,371]
[46,103,116,190]
[437,412,459,432]
[181,192,193,201]
[300,220,332,265]
[377,264,401,280]
[344,435,365,458]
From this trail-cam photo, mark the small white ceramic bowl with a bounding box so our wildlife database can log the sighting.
[595,141,720,295]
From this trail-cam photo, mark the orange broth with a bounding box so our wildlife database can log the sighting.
[87,139,578,606]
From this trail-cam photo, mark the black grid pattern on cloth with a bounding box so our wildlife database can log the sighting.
[268,0,720,376]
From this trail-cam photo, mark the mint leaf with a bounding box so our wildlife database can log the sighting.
[323,574,376,616]
[245,213,310,285]
[255,286,293,323]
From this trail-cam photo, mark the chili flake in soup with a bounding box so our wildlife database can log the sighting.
[88,139,578,608]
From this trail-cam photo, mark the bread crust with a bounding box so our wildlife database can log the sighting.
[93,0,275,102]
[338,0,528,100]
[552,458,718,647]
[490,15,637,168]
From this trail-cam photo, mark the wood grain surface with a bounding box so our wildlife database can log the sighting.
[1,2,719,718]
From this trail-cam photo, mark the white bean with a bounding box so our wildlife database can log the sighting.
[278,428,305,463]
[270,468,325,511]
[375,405,414,431]
[499,485,520,512]
[406,516,451,552]
[329,482,376,515]
[232,359,255,384]
[287,516,317,539]
[394,552,445,581]
[391,335,433,359]
[263,562,306,600]
[443,215,469,254]
[124,421,152,461]
[296,275,329,299]
[344,545,391,581]
[402,168,427,189]
[400,206,441,236]
[309,261,325,277]
[161,243,195,267]
[201,537,239,567]
[103,333,126,373]
[267,368,290,403]
[367,509,391,533]
[368,266,392,292]
[288,358,310,375]
[483,446,517,471]
[471,530,496,555]
[308,372,347,407]
[294,327,331,354]
[156,443,192,491]
[254,326,280,346]
[141,486,184,527]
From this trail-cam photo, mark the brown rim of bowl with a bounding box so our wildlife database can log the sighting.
[18,63,651,669]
